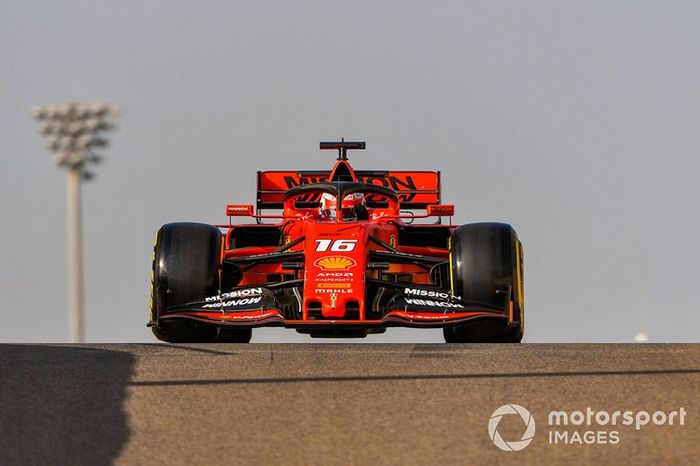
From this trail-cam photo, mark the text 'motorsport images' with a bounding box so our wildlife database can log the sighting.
[149,140,524,343]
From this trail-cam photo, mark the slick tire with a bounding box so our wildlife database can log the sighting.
[215,327,253,343]
[444,222,524,343]
[151,222,226,343]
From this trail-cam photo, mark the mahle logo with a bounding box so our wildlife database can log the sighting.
[488,404,536,452]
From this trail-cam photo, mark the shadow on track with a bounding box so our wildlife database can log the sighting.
[135,343,240,355]
[131,368,700,387]
[0,345,133,466]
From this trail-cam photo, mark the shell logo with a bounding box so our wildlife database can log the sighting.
[314,256,357,270]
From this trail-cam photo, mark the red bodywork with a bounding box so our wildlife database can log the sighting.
[158,158,511,336]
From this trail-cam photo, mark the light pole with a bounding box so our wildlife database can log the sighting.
[32,101,119,343]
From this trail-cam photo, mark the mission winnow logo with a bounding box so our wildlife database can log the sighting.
[488,404,687,451]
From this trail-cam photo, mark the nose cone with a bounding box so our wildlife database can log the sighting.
[303,224,366,319]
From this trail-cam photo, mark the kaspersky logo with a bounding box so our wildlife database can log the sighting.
[488,404,536,451]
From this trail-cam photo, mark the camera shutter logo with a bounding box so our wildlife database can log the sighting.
[488,404,536,451]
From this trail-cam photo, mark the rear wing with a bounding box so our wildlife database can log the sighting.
[257,170,441,210]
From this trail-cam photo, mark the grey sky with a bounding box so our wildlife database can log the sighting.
[1,0,698,343]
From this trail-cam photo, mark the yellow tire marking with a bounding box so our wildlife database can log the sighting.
[150,232,158,321]
[514,239,524,329]
[448,237,455,295]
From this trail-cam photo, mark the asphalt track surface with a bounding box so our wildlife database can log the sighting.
[0,344,698,465]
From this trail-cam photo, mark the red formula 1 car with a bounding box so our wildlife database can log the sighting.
[149,141,524,343]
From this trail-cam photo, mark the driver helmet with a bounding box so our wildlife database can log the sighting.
[320,192,366,220]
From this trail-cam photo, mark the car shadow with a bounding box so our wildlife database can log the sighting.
[0,344,134,466]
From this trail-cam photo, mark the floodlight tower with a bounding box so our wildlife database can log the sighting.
[32,101,119,343]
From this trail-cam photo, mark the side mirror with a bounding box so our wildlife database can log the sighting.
[226,204,254,216]
[427,204,454,217]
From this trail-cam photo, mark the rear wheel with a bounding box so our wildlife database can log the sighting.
[150,222,251,343]
[444,222,524,343]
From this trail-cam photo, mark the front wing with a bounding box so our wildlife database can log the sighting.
[152,282,517,330]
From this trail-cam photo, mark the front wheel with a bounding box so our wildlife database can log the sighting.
[215,327,253,343]
[151,222,249,343]
[445,222,524,343]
